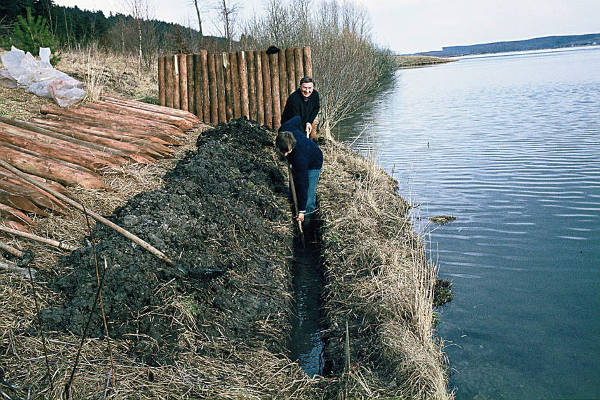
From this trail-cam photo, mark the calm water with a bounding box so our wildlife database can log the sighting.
[337,47,600,399]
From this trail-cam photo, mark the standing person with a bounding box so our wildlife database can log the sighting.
[281,76,320,139]
[276,115,323,222]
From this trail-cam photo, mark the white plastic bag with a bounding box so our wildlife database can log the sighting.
[0,46,85,106]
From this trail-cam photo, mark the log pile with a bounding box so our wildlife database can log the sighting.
[0,97,199,233]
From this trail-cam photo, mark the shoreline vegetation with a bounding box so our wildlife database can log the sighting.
[395,55,456,68]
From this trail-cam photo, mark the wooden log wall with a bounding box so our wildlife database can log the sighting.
[159,46,313,131]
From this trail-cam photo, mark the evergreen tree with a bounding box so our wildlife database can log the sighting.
[6,7,61,65]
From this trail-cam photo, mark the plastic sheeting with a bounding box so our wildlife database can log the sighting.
[0,46,85,107]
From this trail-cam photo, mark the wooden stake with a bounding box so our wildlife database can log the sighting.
[223,53,233,121]
[172,55,180,110]
[178,54,188,111]
[215,53,227,123]
[247,51,257,122]
[230,52,241,119]
[294,47,304,82]
[261,50,273,129]
[186,53,195,114]
[158,56,166,106]
[208,53,218,125]
[285,47,296,96]
[238,51,250,119]
[303,46,313,78]
[165,55,174,108]
[255,51,265,126]
[193,53,202,120]
[278,48,288,113]
[200,50,210,123]
[269,51,281,130]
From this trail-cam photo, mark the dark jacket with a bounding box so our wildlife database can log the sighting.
[280,116,323,212]
[281,88,320,128]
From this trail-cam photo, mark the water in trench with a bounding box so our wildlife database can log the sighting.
[289,229,325,376]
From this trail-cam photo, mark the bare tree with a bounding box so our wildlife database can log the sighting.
[215,0,241,51]
[191,0,204,36]
[126,0,154,76]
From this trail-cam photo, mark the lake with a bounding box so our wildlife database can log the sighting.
[336,46,600,399]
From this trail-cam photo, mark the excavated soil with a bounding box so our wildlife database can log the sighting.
[40,118,294,362]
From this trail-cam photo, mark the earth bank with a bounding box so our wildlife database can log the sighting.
[0,118,450,399]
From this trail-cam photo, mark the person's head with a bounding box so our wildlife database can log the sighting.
[299,76,314,98]
[276,131,296,156]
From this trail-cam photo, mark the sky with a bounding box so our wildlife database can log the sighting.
[52,0,600,54]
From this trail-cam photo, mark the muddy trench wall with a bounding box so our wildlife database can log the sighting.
[158,46,313,131]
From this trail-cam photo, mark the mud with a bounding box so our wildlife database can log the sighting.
[40,118,294,362]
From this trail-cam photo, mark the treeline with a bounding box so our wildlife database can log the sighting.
[0,0,225,55]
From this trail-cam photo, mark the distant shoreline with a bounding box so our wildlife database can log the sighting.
[394,55,455,68]
[415,33,600,58]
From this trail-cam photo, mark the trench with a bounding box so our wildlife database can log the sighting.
[289,217,326,377]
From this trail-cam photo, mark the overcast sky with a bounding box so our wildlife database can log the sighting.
[52,0,600,53]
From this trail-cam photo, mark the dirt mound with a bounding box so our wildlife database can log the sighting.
[40,118,293,361]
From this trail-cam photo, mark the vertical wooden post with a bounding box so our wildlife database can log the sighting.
[238,51,250,119]
[285,47,296,97]
[269,52,281,130]
[208,53,219,125]
[247,51,257,122]
[215,53,227,123]
[178,54,188,111]
[165,55,174,108]
[294,47,304,82]
[193,53,203,120]
[200,50,210,124]
[303,46,313,78]
[187,53,195,114]
[278,49,288,113]
[255,51,265,126]
[173,55,180,111]
[230,52,241,119]
[223,52,233,121]
[261,51,272,129]
[158,56,166,106]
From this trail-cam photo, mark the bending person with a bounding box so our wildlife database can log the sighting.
[276,116,323,222]
[281,76,320,139]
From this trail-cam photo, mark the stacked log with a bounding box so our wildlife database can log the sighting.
[0,98,200,236]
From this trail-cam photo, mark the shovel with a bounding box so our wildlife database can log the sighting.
[288,163,306,248]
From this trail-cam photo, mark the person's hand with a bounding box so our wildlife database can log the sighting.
[305,122,312,137]
[296,212,305,222]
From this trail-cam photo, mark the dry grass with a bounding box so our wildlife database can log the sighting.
[318,141,452,399]
[56,45,158,101]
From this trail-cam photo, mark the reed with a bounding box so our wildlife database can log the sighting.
[318,140,452,399]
